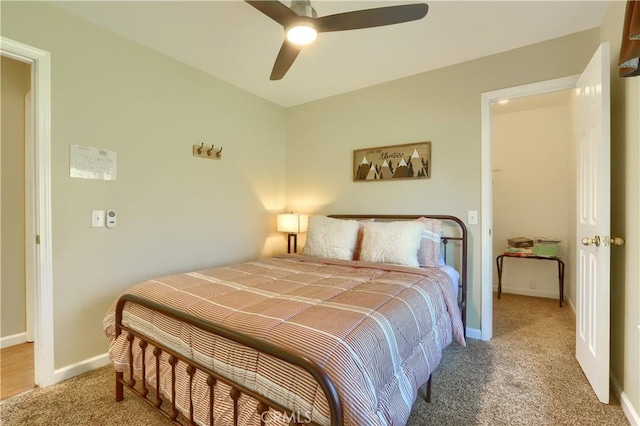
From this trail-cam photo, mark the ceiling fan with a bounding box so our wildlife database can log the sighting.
[245,0,429,80]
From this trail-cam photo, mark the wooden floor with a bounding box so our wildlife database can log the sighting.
[1,342,36,400]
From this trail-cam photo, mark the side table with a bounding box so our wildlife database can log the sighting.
[496,254,565,307]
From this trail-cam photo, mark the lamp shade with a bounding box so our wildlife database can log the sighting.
[277,213,308,233]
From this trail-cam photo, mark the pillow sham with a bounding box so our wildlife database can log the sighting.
[353,219,375,261]
[359,221,424,267]
[416,217,442,268]
[303,216,360,260]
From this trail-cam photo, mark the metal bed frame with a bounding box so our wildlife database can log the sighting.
[113,214,468,426]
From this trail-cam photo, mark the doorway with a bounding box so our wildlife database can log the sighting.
[480,75,579,341]
[1,55,34,399]
[480,43,612,404]
[491,89,575,302]
[0,37,54,388]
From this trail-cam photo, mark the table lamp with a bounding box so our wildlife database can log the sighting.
[277,213,308,253]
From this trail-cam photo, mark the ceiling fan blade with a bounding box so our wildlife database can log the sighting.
[315,3,428,33]
[270,40,303,80]
[245,0,299,27]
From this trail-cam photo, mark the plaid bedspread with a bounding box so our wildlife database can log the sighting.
[104,255,465,426]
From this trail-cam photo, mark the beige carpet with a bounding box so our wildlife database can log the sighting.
[407,293,629,425]
[0,293,630,425]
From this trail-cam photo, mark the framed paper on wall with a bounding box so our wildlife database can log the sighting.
[353,141,431,181]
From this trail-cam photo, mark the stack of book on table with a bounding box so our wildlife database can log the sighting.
[504,246,534,256]
[504,236,561,257]
[505,237,534,256]
[533,237,561,257]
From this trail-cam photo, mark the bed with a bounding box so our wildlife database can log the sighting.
[103,214,468,426]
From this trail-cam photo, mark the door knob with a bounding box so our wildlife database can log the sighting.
[605,236,625,246]
[581,236,601,246]
[581,236,625,246]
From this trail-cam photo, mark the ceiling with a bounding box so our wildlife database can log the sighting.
[492,89,574,116]
[52,1,610,107]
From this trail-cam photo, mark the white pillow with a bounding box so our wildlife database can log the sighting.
[303,216,360,260]
[359,221,424,266]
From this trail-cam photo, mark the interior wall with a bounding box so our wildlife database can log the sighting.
[286,28,600,332]
[492,102,573,301]
[3,3,636,415]
[1,56,30,339]
[1,2,288,368]
[600,0,640,417]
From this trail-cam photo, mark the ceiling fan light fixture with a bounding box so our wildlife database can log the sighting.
[245,0,430,79]
[286,22,317,45]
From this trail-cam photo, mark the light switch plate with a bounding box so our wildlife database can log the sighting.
[468,210,478,225]
[92,210,105,228]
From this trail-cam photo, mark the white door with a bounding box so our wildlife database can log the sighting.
[575,42,611,404]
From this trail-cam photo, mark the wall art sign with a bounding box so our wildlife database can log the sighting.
[353,141,431,181]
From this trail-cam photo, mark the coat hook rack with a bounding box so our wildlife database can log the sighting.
[193,143,222,161]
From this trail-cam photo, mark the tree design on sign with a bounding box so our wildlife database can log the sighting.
[353,142,431,181]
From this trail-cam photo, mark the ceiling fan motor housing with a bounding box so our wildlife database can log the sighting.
[290,0,317,18]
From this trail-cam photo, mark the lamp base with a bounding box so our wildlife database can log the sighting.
[287,233,298,254]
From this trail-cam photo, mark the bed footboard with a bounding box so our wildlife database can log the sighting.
[114,294,343,426]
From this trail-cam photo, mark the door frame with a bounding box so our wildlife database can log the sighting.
[480,75,579,341]
[1,37,54,386]
[25,90,34,343]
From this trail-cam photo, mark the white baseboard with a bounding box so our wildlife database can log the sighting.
[611,371,640,425]
[465,327,482,340]
[493,286,560,300]
[1,332,27,349]
[53,352,110,384]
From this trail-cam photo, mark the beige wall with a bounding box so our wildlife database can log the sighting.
[1,56,30,338]
[286,29,600,331]
[601,1,640,417]
[3,2,638,418]
[492,102,574,300]
[1,2,288,368]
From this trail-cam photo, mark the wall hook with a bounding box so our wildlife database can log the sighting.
[193,143,222,161]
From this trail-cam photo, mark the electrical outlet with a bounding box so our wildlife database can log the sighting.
[529,280,537,289]
[468,210,478,225]
[92,210,105,228]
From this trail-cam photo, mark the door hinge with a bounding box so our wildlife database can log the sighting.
[36,235,41,245]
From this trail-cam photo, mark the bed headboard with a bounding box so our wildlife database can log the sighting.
[328,214,467,336]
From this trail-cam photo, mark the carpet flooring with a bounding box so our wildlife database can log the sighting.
[0,293,630,425]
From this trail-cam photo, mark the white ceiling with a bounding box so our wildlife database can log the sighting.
[492,88,574,116]
[52,0,610,107]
